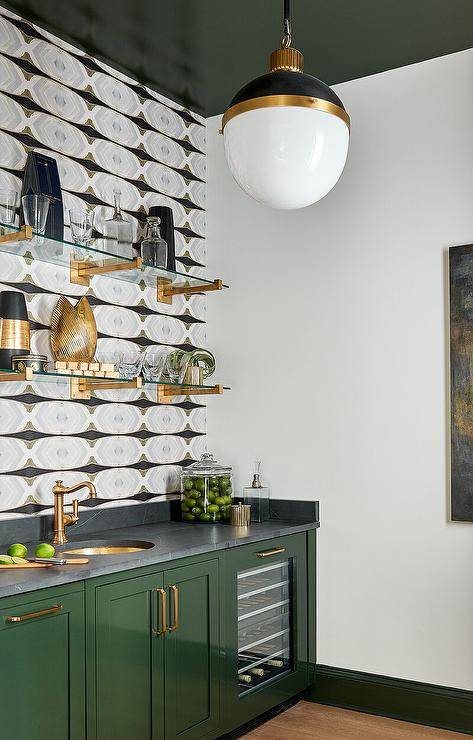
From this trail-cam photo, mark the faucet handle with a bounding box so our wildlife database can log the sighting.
[63,498,79,527]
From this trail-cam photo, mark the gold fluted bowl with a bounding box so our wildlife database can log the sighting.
[50,296,97,362]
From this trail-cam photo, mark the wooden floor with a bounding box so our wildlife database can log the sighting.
[242,702,471,739]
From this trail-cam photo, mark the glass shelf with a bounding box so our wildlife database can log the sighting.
[0,367,229,402]
[0,223,227,304]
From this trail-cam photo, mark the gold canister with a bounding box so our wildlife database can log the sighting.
[183,364,203,385]
[230,503,251,527]
[0,291,30,369]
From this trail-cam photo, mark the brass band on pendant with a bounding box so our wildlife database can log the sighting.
[222,94,350,131]
[0,319,30,349]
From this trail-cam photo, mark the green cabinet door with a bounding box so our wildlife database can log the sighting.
[164,559,220,740]
[0,586,85,740]
[93,572,165,740]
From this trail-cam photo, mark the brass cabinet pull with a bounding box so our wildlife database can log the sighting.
[153,588,167,636]
[256,546,286,558]
[5,604,63,623]
[168,585,179,632]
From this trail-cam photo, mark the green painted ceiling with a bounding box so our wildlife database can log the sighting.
[3,0,473,117]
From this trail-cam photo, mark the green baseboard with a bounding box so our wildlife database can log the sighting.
[306,664,473,735]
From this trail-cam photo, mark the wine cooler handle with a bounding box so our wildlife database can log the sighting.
[256,546,286,558]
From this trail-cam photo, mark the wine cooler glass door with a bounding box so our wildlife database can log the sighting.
[237,558,293,694]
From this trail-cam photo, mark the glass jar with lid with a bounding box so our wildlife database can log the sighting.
[180,453,233,523]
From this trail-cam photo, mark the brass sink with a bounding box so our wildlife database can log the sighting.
[62,539,155,556]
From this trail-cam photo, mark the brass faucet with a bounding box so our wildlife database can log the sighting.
[52,480,97,545]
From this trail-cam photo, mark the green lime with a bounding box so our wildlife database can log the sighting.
[184,479,193,491]
[191,506,202,516]
[0,554,14,564]
[214,512,222,521]
[189,489,200,499]
[7,543,28,558]
[195,479,205,492]
[215,496,226,507]
[208,491,216,503]
[184,498,196,508]
[198,513,212,522]
[181,503,190,512]
[182,512,195,522]
[207,504,219,513]
[35,543,55,559]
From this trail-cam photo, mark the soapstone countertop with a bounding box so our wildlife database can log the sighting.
[0,517,319,599]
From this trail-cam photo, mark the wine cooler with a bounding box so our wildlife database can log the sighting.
[237,558,293,693]
[222,533,313,733]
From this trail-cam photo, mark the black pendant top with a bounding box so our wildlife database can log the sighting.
[226,70,346,111]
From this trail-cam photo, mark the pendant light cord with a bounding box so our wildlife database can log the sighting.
[282,0,292,47]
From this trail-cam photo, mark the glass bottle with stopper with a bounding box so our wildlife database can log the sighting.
[103,189,133,257]
[141,216,167,268]
[243,460,270,522]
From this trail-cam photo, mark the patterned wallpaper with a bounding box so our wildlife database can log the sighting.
[0,7,208,520]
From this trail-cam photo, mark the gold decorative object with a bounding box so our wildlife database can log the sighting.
[12,354,48,372]
[50,296,97,362]
[230,503,251,527]
[53,360,118,378]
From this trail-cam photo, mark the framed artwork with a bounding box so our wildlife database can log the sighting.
[450,244,473,521]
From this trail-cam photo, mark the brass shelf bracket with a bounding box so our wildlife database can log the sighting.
[0,225,33,244]
[157,277,223,305]
[70,256,143,287]
[70,376,142,400]
[0,367,33,382]
[157,383,223,404]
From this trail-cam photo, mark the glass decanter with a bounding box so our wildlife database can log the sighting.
[103,190,133,255]
[141,217,167,268]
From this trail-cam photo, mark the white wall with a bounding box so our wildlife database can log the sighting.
[206,49,473,690]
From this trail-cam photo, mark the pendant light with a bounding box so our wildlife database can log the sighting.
[221,0,350,210]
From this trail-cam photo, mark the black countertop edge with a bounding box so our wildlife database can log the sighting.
[0,517,319,599]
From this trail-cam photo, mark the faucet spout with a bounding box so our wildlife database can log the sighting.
[52,480,97,498]
[52,479,97,545]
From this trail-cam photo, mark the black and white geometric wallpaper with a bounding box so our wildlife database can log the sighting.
[0,7,208,520]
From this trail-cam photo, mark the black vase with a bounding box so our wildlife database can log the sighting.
[0,291,30,370]
[20,152,64,239]
[148,206,176,271]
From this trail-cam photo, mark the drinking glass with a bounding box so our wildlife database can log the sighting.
[142,348,167,382]
[0,190,18,226]
[22,194,50,234]
[117,349,143,379]
[164,349,186,383]
[69,209,94,245]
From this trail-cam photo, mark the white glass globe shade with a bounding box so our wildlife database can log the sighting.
[223,106,349,209]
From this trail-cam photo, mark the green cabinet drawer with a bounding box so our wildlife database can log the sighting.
[0,585,85,740]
